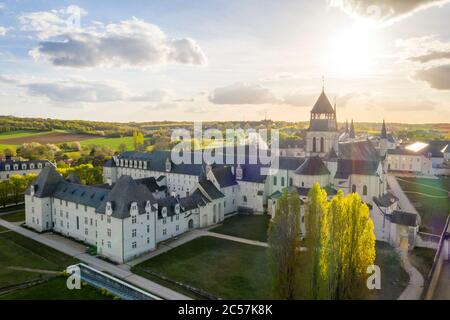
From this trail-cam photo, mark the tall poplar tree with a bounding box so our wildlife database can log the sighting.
[268,190,302,299]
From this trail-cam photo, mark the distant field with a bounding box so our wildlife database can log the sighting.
[0,130,136,152]
[80,136,135,150]
[0,131,94,145]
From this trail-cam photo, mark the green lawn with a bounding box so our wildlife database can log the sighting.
[409,247,436,279]
[397,177,450,234]
[0,225,9,232]
[132,236,405,300]
[0,230,77,288]
[210,214,271,242]
[132,236,273,300]
[80,136,135,151]
[372,241,409,300]
[0,211,25,223]
[0,130,50,139]
[0,277,113,300]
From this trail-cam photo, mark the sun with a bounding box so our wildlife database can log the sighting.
[324,22,381,77]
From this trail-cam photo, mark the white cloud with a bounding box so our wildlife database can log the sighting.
[25,10,207,68]
[0,26,6,36]
[209,83,278,105]
[283,91,358,107]
[129,89,168,102]
[20,5,87,40]
[330,0,450,24]
[414,64,450,90]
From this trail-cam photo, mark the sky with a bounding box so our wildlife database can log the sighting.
[0,0,449,123]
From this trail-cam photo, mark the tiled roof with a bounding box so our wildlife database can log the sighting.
[373,192,398,207]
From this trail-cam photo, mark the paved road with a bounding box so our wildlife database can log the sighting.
[387,175,419,217]
[0,219,190,300]
[398,249,424,300]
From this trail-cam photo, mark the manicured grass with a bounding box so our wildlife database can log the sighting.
[409,247,436,279]
[132,236,273,300]
[81,136,135,151]
[397,177,450,234]
[0,277,112,300]
[210,214,271,242]
[0,225,9,232]
[0,211,25,222]
[0,231,77,288]
[372,241,409,300]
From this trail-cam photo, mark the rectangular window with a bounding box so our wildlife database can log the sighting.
[163,229,167,236]
[107,228,111,237]
[147,225,150,233]
[84,217,88,224]
[107,241,111,248]
[163,218,167,224]
[132,242,137,249]
[85,228,88,235]
[132,216,137,224]
[132,229,137,238]
[147,214,150,220]
[147,237,150,244]
[107,217,111,224]
[176,225,179,231]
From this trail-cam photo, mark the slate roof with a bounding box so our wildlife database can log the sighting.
[296,186,338,197]
[335,159,380,179]
[239,164,267,184]
[279,157,305,171]
[179,196,198,212]
[324,148,338,162]
[388,141,449,158]
[0,160,50,172]
[66,172,81,184]
[338,140,380,161]
[373,192,398,208]
[308,119,338,132]
[211,166,237,188]
[157,196,178,218]
[191,189,211,207]
[135,177,166,193]
[199,180,225,200]
[311,90,335,114]
[389,211,418,227]
[96,175,156,219]
[26,165,64,198]
[104,158,116,167]
[294,157,330,176]
[53,182,109,209]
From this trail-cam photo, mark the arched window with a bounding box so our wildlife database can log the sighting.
[281,177,285,186]
[289,178,293,187]
[320,137,324,153]
[363,185,368,196]
[312,137,317,152]
[352,184,356,193]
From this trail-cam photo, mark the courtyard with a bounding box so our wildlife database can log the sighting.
[210,214,271,242]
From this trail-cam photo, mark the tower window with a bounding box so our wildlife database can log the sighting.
[320,137,324,153]
[312,137,317,152]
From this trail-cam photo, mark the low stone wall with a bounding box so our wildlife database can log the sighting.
[416,232,440,250]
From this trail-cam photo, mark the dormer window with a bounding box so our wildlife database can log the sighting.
[236,165,243,180]
[37,163,42,169]
[130,201,139,216]
[161,207,168,217]
[145,201,153,213]
[13,164,18,170]
[174,204,181,215]
[22,164,27,170]
[106,201,113,216]
[30,164,35,169]
[5,165,10,171]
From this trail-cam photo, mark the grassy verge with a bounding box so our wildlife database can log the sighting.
[210,214,271,242]
[397,177,450,234]
[0,276,113,300]
[0,211,25,223]
[409,247,437,279]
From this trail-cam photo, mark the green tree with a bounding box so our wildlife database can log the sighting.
[304,182,329,299]
[0,180,11,207]
[268,190,302,299]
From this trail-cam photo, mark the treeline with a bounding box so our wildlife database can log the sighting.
[0,174,37,207]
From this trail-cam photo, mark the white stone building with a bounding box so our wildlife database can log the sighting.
[0,158,51,181]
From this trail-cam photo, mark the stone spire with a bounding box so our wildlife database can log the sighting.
[381,120,387,139]
[349,120,356,139]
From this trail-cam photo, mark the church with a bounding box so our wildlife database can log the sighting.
[24,88,418,263]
